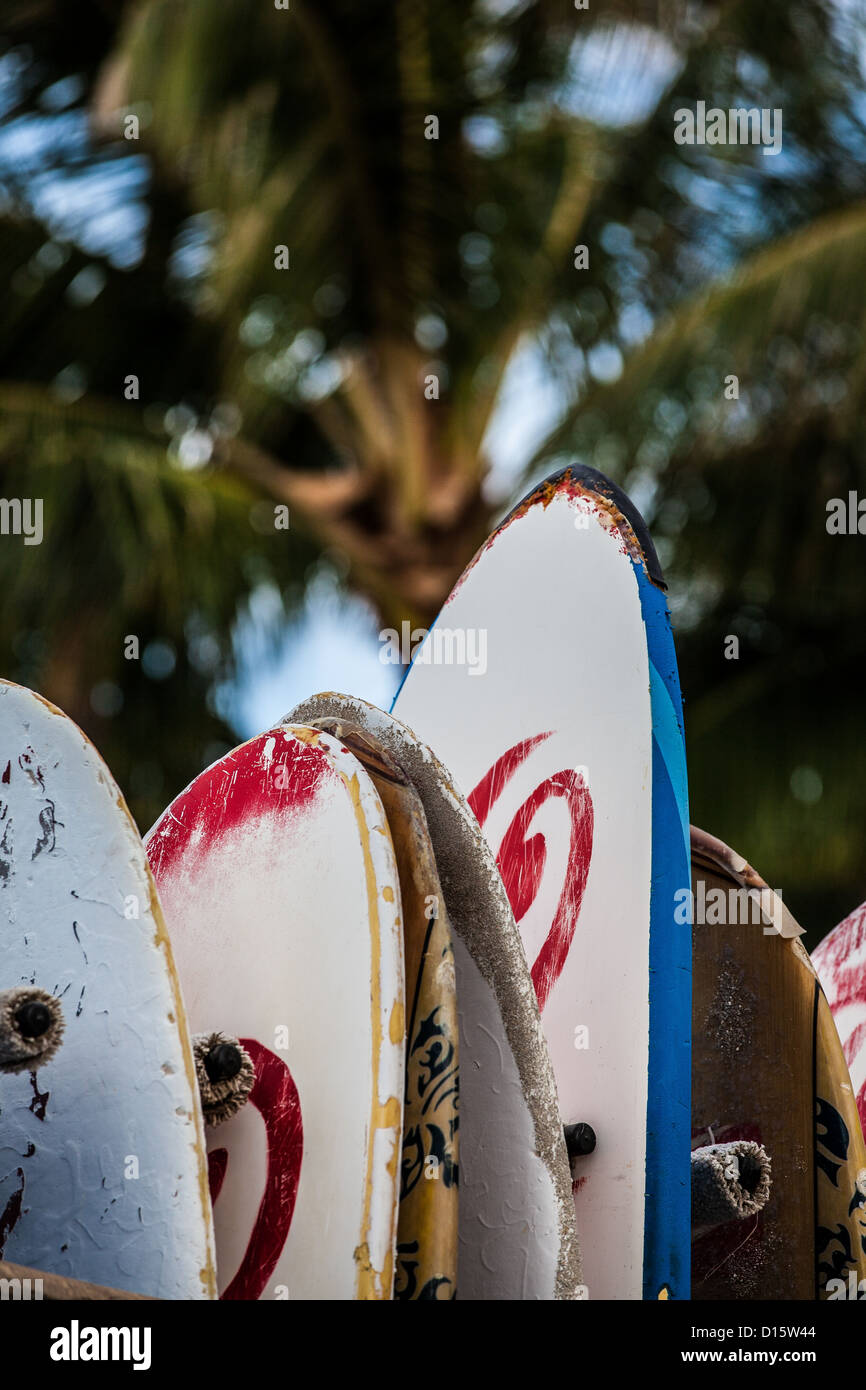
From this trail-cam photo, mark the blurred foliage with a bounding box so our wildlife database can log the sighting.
[0,385,319,827]
[0,0,865,937]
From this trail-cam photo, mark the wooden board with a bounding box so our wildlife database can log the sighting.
[692,828,866,1300]
[0,680,215,1299]
[389,465,691,1300]
[146,726,404,1300]
[287,693,582,1300]
[0,1258,156,1301]
[311,720,459,1300]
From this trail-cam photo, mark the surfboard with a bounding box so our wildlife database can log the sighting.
[0,680,215,1299]
[305,719,459,1300]
[387,464,691,1300]
[813,902,866,1138]
[691,828,866,1300]
[146,725,404,1300]
[287,693,582,1300]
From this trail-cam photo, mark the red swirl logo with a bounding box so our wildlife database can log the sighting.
[469,734,594,1012]
[208,1039,303,1300]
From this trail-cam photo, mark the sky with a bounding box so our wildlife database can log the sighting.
[221,568,401,738]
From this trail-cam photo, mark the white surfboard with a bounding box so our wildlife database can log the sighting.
[146,725,404,1300]
[391,465,692,1300]
[287,693,583,1300]
[0,680,216,1298]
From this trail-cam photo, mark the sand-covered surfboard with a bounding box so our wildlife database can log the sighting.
[287,694,582,1301]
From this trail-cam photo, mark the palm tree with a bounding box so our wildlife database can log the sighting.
[1,0,865,933]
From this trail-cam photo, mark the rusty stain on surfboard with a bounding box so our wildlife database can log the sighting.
[450,468,654,603]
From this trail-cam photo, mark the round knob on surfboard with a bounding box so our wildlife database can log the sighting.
[204,1041,244,1084]
[0,987,65,1073]
[564,1122,597,1159]
[16,1001,52,1038]
[192,1032,255,1126]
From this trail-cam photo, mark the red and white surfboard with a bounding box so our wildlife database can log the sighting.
[146,726,405,1299]
[813,901,866,1135]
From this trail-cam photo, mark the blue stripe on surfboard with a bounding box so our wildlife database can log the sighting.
[390,643,414,707]
[649,659,689,858]
[390,615,445,706]
[635,561,692,1302]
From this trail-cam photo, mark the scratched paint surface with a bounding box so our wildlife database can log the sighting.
[813,902,866,1132]
[0,680,215,1298]
[287,693,582,1300]
[695,846,866,1299]
[146,727,404,1299]
[393,481,659,1300]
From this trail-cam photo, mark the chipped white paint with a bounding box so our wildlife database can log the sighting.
[286,694,582,1300]
[146,727,404,1300]
[392,490,655,1300]
[0,680,215,1298]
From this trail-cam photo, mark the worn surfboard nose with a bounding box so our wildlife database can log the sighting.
[146,725,405,1300]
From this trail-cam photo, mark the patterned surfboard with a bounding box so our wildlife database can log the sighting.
[146,726,404,1299]
[389,465,691,1300]
[288,693,582,1300]
[692,828,866,1300]
[813,903,866,1298]
[0,680,215,1298]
